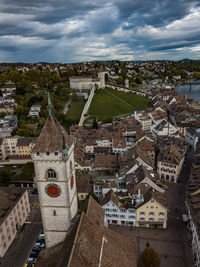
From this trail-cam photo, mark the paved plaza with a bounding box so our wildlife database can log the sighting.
[110,221,193,267]
[110,182,194,267]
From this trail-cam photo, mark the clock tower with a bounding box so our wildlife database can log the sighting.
[32,94,78,248]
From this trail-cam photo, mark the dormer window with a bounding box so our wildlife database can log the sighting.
[47,169,57,179]
[46,152,50,156]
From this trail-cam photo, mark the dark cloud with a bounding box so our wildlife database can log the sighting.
[0,0,199,61]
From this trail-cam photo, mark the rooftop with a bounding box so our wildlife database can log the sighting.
[32,115,73,153]
[0,187,26,224]
[36,197,137,267]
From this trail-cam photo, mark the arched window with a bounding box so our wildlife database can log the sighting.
[166,175,169,180]
[47,169,57,179]
[161,174,164,179]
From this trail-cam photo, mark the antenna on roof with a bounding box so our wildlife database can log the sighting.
[48,91,53,117]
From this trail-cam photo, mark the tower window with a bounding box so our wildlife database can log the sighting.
[53,210,56,216]
[47,169,57,179]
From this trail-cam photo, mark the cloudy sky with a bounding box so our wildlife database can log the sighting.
[0,0,200,62]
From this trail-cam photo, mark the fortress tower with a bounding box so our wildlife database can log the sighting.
[31,94,78,248]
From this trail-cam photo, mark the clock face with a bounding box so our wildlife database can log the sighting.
[45,184,61,198]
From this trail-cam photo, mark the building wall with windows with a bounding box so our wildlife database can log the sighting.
[4,137,18,156]
[185,200,200,267]
[157,158,184,183]
[0,188,30,257]
[17,142,36,156]
[17,138,37,156]
[136,198,167,228]
[0,139,6,159]
[102,200,136,226]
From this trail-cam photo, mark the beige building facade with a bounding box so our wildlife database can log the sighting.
[136,197,167,228]
[0,188,30,257]
[157,144,184,183]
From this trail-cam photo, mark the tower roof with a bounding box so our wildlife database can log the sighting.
[32,115,73,153]
[98,65,104,72]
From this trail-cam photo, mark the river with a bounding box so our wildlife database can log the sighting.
[175,80,200,103]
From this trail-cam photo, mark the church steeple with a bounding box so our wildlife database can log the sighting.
[31,101,78,248]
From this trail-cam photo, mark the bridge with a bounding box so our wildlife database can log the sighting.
[180,80,200,90]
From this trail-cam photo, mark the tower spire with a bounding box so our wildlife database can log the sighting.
[48,91,53,117]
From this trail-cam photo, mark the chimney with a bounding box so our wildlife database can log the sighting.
[138,189,141,196]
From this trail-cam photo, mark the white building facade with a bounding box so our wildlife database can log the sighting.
[102,200,136,226]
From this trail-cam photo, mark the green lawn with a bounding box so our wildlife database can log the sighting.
[88,88,150,121]
[88,89,134,120]
[106,87,150,110]
[67,98,85,122]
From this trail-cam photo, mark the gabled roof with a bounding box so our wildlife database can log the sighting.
[0,187,26,224]
[68,212,137,267]
[99,189,119,207]
[32,115,73,153]
[36,197,137,267]
[158,143,183,165]
[137,189,168,209]
[17,137,37,147]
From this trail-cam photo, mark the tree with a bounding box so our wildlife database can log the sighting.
[0,169,12,187]
[117,76,124,85]
[0,73,7,85]
[8,70,20,85]
[92,118,98,129]
[52,72,61,83]
[193,72,200,79]
[105,73,109,82]
[140,242,160,267]
[130,81,137,88]
[16,105,24,115]
[135,76,142,84]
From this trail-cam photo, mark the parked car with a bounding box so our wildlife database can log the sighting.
[39,233,45,239]
[30,251,38,258]
[33,247,43,252]
[36,238,45,243]
[27,257,37,263]
[35,242,45,248]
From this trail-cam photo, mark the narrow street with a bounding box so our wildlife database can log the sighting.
[0,195,42,267]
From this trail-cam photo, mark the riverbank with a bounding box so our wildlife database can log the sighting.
[175,80,200,103]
